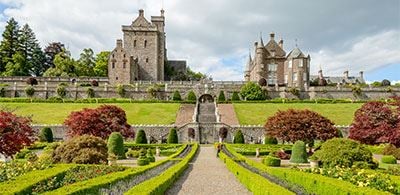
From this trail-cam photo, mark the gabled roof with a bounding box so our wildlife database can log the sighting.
[131,15,152,27]
[265,40,286,57]
[287,47,306,59]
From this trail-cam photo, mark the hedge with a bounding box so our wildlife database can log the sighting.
[0,97,197,104]
[0,164,75,194]
[46,145,188,194]
[225,144,388,195]
[219,152,293,195]
[125,144,198,194]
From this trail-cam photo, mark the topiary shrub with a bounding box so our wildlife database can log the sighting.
[219,127,228,142]
[0,87,5,97]
[146,149,155,163]
[231,91,241,101]
[290,141,308,163]
[86,87,95,98]
[383,145,400,160]
[126,149,140,158]
[40,127,53,143]
[108,132,126,159]
[137,148,149,166]
[172,91,182,101]
[52,135,108,164]
[233,130,245,144]
[218,91,226,102]
[187,90,197,101]
[381,155,397,164]
[117,84,126,98]
[136,129,148,144]
[56,85,67,98]
[262,156,281,167]
[26,77,38,86]
[25,86,35,97]
[264,136,278,145]
[167,128,178,144]
[312,138,374,168]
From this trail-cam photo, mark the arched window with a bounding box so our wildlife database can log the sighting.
[123,62,126,69]
[134,40,137,47]
[144,40,147,48]
[146,58,149,63]
[112,62,115,69]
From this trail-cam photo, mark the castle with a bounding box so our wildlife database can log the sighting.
[244,33,311,88]
[108,9,186,84]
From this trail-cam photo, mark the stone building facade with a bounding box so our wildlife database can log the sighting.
[108,9,186,84]
[244,33,311,88]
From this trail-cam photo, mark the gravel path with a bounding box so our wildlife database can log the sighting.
[175,104,195,125]
[218,104,240,125]
[166,146,251,195]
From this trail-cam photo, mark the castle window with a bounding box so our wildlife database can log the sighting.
[112,62,115,69]
[134,40,137,47]
[303,72,307,81]
[299,59,303,67]
[288,60,292,68]
[268,64,277,72]
[116,77,118,80]
[293,72,298,81]
[284,75,288,83]
[146,58,149,63]
[123,62,126,69]
[144,40,147,48]
[123,54,126,58]
[112,54,114,58]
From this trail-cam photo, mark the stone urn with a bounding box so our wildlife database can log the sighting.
[255,148,260,158]
[156,147,161,157]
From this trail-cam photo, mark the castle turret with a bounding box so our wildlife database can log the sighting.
[244,52,252,81]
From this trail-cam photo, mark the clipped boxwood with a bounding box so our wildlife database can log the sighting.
[172,90,182,101]
[187,90,197,101]
[264,136,278,145]
[167,128,178,144]
[108,132,126,159]
[218,91,226,102]
[40,127,53,143]
[231,91,241,101]
[234,130,245,144]
[381,155,397,164]
[146,149,155,163]
[262,156,281,167]
[136,129,148,144]
[290,141,308,163]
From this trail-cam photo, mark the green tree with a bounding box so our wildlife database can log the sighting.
[290,141,308,163]
[108,132,126,159]
[218,91,226,102]
[43,51,77,77]
[167,128,179,144]
[187,90,197,101]
[233,130,245,144]
[19,24,45,76]
[240,82,267,100]
[2,52,28,76]
[136,129,148,144]
[40,127,53,143]
[0,18,20,73]
[44,42,65,70]
[94,51,110,77]
[76,48,95,76]
[172,90,182,101]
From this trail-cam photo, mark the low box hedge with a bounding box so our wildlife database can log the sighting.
[46,145,188,194]
[0,164,75,194]
[262,156,281,167]
[381,155,397,164]
[225,144,388,195]
[125,144,198,195]
[219,152,293,195]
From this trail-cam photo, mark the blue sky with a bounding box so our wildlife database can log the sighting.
[0,0,399,81]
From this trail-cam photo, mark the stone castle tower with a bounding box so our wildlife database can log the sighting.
[109,9,166,84]
[245,32,311,88]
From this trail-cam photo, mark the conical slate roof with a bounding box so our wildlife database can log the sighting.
[287,47,306,59]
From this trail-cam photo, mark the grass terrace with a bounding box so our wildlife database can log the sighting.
[1,103,180,124]
[234,103,362,125]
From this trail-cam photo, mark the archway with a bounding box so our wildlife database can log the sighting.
[198,94,214,103]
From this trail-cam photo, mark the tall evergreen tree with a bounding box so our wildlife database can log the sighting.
[18,24,45,76]
[0,18,20,73]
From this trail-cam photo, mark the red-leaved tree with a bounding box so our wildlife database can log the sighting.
[0,111,36,157]
[265,109,339,144]
[349,102,397,145]
[64,105,134,139]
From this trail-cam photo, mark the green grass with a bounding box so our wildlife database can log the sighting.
[1,103,180,124]
[234,103,363,125]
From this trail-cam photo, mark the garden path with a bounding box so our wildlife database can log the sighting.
[218,104,240,125]
[175,104,195,125]
[166,146,251,195]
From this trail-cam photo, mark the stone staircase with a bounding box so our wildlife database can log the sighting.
[198,103,216,123]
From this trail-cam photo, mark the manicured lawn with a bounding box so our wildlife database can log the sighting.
[2,103,180,124]
[234,103,363,125]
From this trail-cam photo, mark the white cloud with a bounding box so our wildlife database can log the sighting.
[0,0,399,80]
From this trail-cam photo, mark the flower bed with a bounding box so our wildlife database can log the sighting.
[0,160,52,182]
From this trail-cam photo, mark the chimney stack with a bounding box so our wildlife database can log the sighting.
[343,70,349,79]
[116,39,123,48]
[139,9,144,17]
[359,71,364,79]
[279,39,284,49]
[270,32,275,40]
[161,9,165,17]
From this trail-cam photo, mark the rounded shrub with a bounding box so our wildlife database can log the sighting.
[117,84,126,98]
[231,91,241,101]
[52,135,108,164]
[290,141,308,163]
[264,136,278,145]
[26,77,38,86]
[137,148,149,166]
[312,138,374,168]
[167,128,179,144]
[40,127,53,143]
[146,149,155,162]
[218,91,226,102]
[135,129,148,144]
[86,87,95,98]
[172,90,182,101]
[262,156,281,167]
[108,132,126,159]
[233,130,245,144]
[187,90,197,101]
[25,86,35,97]
[381,155,397,164]
[56,85,67,98]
